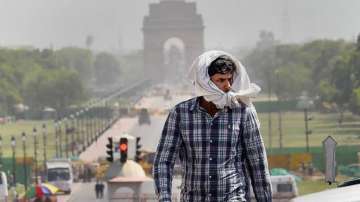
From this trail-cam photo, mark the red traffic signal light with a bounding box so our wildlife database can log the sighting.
[119,138,128,163]
[120,143,128,152]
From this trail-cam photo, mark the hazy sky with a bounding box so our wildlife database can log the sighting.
[0,0,359,52]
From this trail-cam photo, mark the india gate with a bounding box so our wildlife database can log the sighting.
[143,0,204,83]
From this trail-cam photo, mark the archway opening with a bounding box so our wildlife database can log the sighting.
[163,37,186,84]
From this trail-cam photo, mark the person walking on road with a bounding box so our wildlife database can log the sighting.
[95,181,101,199]
[99,181,105,199]
[153,50,272,201]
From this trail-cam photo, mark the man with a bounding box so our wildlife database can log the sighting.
[99,181,105,198]
[95,181,101,199]
[153,50,272,202]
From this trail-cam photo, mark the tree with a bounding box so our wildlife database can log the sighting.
[94,52,121,87]
[55,47,94,86]
[23,68,87,112]
[0,63,22,115]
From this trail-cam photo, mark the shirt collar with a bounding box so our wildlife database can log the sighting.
[189,97,231,113]
[189,97,200,112]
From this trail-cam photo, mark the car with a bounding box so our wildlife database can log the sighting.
[337,177,360,187]
[0,172,8,201]
[138,108,151,125]
[291,183,360,202]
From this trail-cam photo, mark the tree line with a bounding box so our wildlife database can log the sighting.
[243,31,360,115]
[0,47,125,116]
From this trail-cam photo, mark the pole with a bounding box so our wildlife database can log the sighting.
[278,110,283,149]
[59,121,63,158]
[0,136,2,168]
[55,122,59,158]
[75,112,79,155]
[11,136,16,186]
[70,115,75,157]
[65,121,69,158]
[304,108,309,152]
[22,132,28,193]
[268,79,272,150]
[33,127,38,184]
[42,123,47,180]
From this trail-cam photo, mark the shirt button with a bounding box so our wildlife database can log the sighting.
[209,175,212,179]
[209,193,212,197]
[209,157,213,161]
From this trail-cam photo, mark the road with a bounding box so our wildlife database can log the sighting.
[58,94,188,201]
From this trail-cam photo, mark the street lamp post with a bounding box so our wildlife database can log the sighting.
[297,92,314,152]
[58,120,63,158]
[54,121,59,158]
[79,110,85,152]
[22,132,28,192]
[42,123,47,178]
[33,127,38,184]
[11,136,16,186]
[70,114,75,157]
[75,112,80,155]
[92,106,96,142]
[304,108,313,152]
[86,107,90,147]
[64,119,69,158]
[0,135,2,168]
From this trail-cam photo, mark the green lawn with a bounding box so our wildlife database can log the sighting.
[0,119,99,160]
[297,174,352,196]
[257,111,360,149]
[0,120,56,157]
[1,111,359,158]
[297,179,337,195]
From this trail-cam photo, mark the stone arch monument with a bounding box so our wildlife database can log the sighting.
[143,0,204,82]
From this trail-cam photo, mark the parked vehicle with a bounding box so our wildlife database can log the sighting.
[46,159,73,194]
[0,171,8,201]
[250,175,298,201]
[138,108,151,125]
[292,183,360,202]
[270,175,298,201]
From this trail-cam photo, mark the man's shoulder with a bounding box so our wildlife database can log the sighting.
[232,99,251,111]
[172,97,198,112]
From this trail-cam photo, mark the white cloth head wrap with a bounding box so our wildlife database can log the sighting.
[188,50,261,108]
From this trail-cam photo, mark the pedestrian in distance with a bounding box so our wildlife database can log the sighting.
[153,50,272,202]
[95,181,101,199]
[99,181,105,199]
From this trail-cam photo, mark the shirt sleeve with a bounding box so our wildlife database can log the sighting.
[153,107,182,202]
[243,106,272,202]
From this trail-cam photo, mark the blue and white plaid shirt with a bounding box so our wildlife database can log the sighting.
[153,97,272,202]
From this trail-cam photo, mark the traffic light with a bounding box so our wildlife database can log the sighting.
[135,137,142,162]
[106,137,113,162]
[119,137,128,163]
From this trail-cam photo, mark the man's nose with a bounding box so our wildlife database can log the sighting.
[224,81,231,92]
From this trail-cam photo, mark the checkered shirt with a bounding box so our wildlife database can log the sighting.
[153,97,272,202]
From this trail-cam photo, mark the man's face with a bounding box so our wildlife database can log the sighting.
[210,72,233,93]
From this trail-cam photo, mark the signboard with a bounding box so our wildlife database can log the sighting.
[322,136,337,184]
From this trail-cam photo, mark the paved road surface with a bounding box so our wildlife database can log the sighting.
[59,94,190,201]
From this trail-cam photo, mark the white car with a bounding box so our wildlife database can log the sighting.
[0,171,8,201]
[291,183,360,202]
